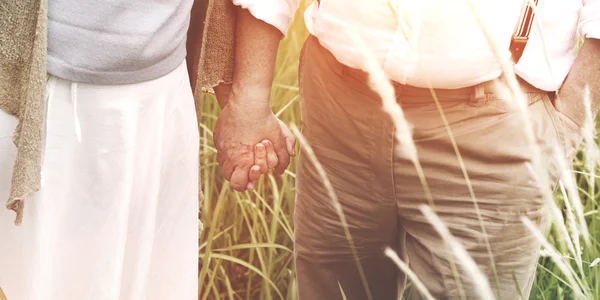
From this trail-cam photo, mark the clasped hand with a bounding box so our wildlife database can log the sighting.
[213,95,295,191]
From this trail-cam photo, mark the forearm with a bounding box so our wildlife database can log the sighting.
[556,38,600,127]
[228,7,282,108]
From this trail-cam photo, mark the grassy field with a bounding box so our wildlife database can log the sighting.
[198,2,600,299]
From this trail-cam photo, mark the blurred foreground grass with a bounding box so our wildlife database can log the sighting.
[198,2,600,299]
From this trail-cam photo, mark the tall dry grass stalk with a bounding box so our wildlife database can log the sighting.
[528,0,558,90]
[388,0,502,291]
[521,217,588,298]
[338,282,348,300]
[558,182,583,273]
[555,143,590,249]
[465,0,559,224]
[465,0,580,216]
[341,28,435,209]
[289,125,373,300]
[343,6,505,294]
[582,85,598,166]
[199,182,230,298]
[465,0,543,174]
[384,247,436,300]
[582,86,599,230]
[554,134,591,251]
[0,286,7,300]
[550,144,582,259]
[343,25,469,297]
[528,0,591,248]
[420,205,497,300]
[427,87,503,293]
[465,3,593,296]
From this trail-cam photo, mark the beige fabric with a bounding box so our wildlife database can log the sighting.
[188,0,236,98]
[0,0,48,225]
[294,35,577,300]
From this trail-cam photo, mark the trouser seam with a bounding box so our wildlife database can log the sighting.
[390,123,397,200]
[541,94,566,152]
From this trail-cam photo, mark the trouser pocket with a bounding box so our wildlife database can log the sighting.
[543,96,583,161]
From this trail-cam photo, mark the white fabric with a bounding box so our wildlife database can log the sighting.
[0,61,199,300]
[235,0,600,91]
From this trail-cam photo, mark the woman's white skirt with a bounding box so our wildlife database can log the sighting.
[0,61,200,300]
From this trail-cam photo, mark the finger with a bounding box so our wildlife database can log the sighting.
[221,160,237,181]
[273,138,291,176]
[263,140,279,169]
[254,143,268,173]
[248,165,262,182]
[279,121,297,156]
[230,166,250,192]
[246,182,254,191]
[286,136,296,156]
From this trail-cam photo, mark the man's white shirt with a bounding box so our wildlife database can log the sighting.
[233,0,600,91]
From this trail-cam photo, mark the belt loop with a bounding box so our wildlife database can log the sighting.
[469,84,486,107]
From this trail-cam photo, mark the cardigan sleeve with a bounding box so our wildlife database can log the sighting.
[187,0,237,95]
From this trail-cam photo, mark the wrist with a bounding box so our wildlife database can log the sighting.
[225,95,272,123]
[228,84,272,110]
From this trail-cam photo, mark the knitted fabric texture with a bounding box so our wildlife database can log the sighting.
[0,0,48,225]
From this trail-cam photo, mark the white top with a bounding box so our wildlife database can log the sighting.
[233,0,600,91]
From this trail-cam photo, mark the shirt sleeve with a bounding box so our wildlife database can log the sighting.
[232,0,300,36]
[580,0,600,39]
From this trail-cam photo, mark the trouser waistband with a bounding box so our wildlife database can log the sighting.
[308,35,552,102]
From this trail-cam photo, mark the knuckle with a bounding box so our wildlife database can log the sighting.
[239,157,253,166]
[222,166,234,178]
[231,182,244,191]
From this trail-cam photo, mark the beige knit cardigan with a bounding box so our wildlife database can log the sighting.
[0,0,235,225]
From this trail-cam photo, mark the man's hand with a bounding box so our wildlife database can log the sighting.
[247,122,296,183]
[213,84,296,191]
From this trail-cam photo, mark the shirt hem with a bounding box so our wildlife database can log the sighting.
[47,44,187,85]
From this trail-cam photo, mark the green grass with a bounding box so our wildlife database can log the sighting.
[198,4,307,300]
[198,2,600,299]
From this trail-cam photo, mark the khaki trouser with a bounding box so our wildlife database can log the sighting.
[294,35,581,300]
